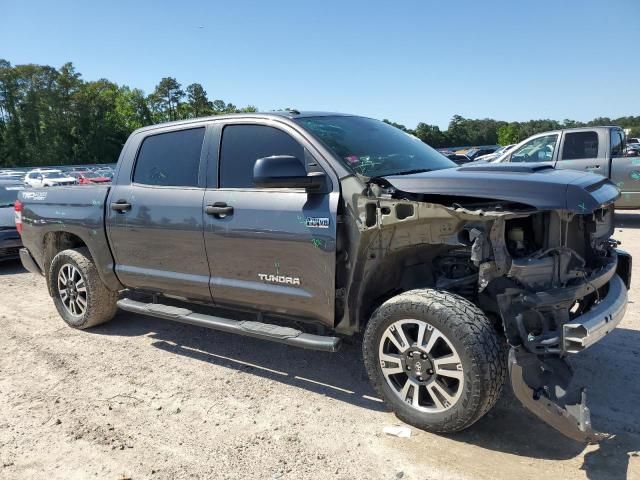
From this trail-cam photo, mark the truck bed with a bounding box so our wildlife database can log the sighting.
[18,184,120,289]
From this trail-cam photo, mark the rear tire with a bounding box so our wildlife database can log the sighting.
[48,248,118,329]
[363,289,506,433]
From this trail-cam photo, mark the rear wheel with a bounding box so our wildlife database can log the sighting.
[363,289,506,433]
[48,248,118,329]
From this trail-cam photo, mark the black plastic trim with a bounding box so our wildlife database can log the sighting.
[117,298,341,352]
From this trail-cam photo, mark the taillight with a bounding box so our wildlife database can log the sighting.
[14,199,23,234]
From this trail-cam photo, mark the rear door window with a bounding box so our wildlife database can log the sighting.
[219,124,305,188]
[560,131,599,160]
[133,127,205,187]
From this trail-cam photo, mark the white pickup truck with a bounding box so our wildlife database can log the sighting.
[494,126,639,208]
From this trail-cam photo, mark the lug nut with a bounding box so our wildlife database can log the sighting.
[418,376,423,381]
[408,352,413,357]
[421,354,427,359]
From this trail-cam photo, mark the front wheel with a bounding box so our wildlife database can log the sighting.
[363,289,507,433]
[48,248,119,329]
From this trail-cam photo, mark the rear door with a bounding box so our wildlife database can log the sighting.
[554,130,607,177]
[105,125,213,300]
[609,128,640,208]
[202,120,338,327]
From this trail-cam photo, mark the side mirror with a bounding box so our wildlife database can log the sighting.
[253,155,326,191]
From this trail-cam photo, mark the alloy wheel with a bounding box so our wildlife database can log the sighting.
[57,264,87,317]
[378,319,464,412]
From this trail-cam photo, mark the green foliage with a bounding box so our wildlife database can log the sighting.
[1,59,639,167]
[0,61,258,167]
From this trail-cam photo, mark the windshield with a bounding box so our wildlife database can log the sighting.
[295,116,456,177]
[0,184,23,206]
[43,171,66,179]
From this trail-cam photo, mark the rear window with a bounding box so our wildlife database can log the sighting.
[133,127,205,187]
[0,185,24,206]
[43,172,65,179]
[561,131,599,160]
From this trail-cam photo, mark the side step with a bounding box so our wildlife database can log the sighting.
[116,298,342,352]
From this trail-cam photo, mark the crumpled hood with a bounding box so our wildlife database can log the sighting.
[382,163,620,213]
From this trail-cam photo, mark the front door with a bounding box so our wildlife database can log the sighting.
[106,126,212,300]
[203,122,338,327]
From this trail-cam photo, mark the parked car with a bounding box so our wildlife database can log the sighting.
[446,153,472,164]
[493,126,640,208]
[627,137,640,144]
[0,179,24,260]
[625,143,640,156]
[70,171,112,184]
[473,144,516,163]
[24,169,77,188]
[16,111,629,442]
[0,170,26,179]
[94,169,114,180]
[463,146,500,161]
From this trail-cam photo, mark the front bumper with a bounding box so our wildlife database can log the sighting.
[503,249,631,443]
[563,274,627,353]
[498,249,630,355]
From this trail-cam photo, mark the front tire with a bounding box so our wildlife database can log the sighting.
[48,248,118,329]
[363,289,506,433]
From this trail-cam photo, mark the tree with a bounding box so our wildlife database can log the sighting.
[150,77,184,122]
[186,83,212,118]
[414,123,447,148]
[1,58,639,168]
[497,123,522,145]
[383,119,411,133]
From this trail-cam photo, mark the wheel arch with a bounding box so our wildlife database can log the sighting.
[352,245,448,333]
[41,229,122,294]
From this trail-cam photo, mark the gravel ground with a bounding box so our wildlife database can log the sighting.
[1,212,640,480]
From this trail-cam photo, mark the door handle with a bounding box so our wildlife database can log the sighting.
[111,201,132,212]
[205,203,234,217]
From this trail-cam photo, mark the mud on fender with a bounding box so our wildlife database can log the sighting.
[508,347,607,443]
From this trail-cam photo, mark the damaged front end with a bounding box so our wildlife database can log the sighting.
[480,206,631,442]
[488,208,631,443]
[339,165,630,443]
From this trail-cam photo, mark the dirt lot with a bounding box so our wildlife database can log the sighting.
[1,213,640,480]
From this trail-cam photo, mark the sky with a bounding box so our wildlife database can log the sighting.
[2,0,639,129]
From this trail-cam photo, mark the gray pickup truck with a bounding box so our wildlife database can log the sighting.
[495,126,640,208]
[16,112,631,442]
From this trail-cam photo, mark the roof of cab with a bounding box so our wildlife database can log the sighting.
[131,111,355,135]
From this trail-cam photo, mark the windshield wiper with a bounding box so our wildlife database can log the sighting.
[386,168,432,176]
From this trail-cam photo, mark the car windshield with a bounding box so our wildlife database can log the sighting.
[295,116,456,177]
[43,172,65,179]
[0,184,23,206]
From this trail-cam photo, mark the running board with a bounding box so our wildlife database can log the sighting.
[117,298,342,352]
